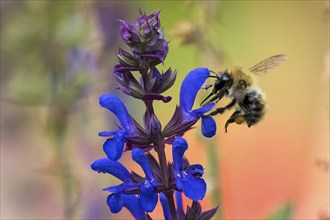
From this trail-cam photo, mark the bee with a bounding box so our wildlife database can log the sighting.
[201,54,287,132]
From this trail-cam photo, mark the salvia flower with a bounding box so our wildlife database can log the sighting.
[99,94,153,160]
[163,68,217,139]
[91,148,159,213]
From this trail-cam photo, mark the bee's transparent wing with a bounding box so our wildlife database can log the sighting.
[248,54,287,75]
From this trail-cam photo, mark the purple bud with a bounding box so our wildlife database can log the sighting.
[118,20,141,47]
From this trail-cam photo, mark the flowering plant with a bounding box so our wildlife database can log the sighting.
[91,10,218,219]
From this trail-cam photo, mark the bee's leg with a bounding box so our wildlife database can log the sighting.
[201,89,228,106]
[201,92,215,106]
[224,109,241,132]
[214,89,228,103]
[209,99,236,116]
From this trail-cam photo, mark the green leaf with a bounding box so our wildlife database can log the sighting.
[267,203,292,220]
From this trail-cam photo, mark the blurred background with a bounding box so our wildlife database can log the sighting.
[1,1,329,219]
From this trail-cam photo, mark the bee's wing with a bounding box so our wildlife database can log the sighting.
[248,54,287,75]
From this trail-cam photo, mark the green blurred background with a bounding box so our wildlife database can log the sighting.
[1,1,329,219]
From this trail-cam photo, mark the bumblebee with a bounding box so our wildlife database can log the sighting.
[201,54,287,132]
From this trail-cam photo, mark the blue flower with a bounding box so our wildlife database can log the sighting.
[91,148,159,213]
[172,137,206,200]
[99,94,154,158]
[98,94,133,160]
[163,68,217,138]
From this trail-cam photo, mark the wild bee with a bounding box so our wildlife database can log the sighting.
[201,54,287,132]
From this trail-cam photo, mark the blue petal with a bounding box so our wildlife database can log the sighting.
[201,116,217,138]
[190,102,215,117]
[102,139,124,161]
[103,133,125,161]
[180,68,210,113]
[98,130,118,137]
[175,191,185,220]
[103,182,142,193]
[103,138,117,160]
[187,164,204,174]
[99,94,131,130]
[132,148,157,187]
[107,193,123,213]
[122,194,145,220]
[176,177,183,191]
[160,193,172,220]
[181,175,206,200]
[103,184,127,193]
[139,181,158,212]
[91,158,131,183]
[172,137,188,173]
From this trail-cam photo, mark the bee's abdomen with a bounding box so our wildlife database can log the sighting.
[239,88,265,127]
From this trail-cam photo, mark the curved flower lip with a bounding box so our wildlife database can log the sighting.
[99,94,131,131]
[180,68,213,114]
[179,68,215,125]
[91,158,131,183]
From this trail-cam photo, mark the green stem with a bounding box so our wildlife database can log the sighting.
[206,140,222,219]
[57,140,75,219]
[48,105,76,219]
